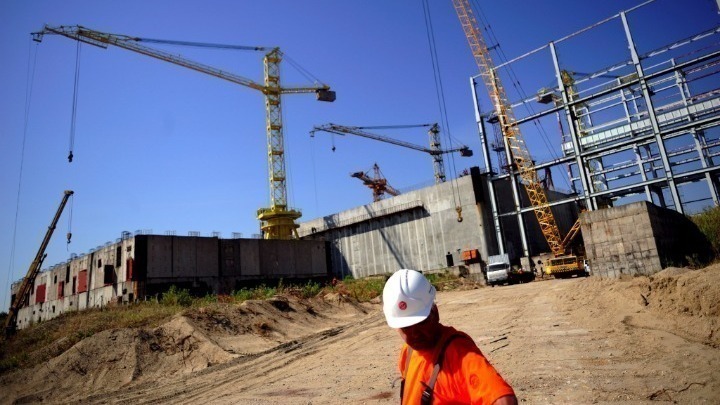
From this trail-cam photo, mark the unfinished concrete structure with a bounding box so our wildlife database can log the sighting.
[298,167,578,279]
[10,3,720,331]
[300,2,719,279]
[581,201,712,278]
[10,235,328,329]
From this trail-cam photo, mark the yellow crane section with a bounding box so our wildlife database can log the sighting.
[451,1,566,256]
[32,25,335,240]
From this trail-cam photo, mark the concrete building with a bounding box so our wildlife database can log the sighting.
[298,167,578,279]
[11,235,328,330]
[581,201,713,278]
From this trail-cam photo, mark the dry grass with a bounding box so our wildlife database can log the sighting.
[0,273,466,375]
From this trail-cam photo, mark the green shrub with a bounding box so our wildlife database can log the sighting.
[160,285,193,307]
[341,277,385,302]
[691,206,720,257]
[300,281,322,298]
[232,284,277,303]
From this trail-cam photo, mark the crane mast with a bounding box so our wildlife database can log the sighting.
[5,190,74,337]
[451,1,565,256]
[33,25,335,240]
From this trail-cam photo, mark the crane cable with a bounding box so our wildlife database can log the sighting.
[66,194,74,248]
[4,39,40,311]
[470,0,571,191]
[68,41,82,163]
[422,0,463,221]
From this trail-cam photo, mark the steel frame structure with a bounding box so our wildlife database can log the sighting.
[471,4,720,257]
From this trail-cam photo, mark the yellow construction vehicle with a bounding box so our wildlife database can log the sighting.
[451,1,586,278]
[5,190,74,337]
[32,25,335,240]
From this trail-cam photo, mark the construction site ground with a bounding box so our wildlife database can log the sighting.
[2,263,719,404]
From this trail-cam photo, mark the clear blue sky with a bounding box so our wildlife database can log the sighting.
[2,0,718,309]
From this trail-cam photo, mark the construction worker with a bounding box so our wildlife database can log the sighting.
[383,269,517,404]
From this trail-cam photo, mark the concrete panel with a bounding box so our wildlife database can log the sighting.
[196,238,219,277]
[294,241,313,276]
[311,241,329,276]
[292,240,328,277]
[173,237,197,278]
[581,201,710,279]
[260,240,292,277]
[239,239,261,276]
[146,235,172,278]
[220,239,242,277]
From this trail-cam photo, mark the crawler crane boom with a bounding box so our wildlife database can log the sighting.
[5,190,73,337]
[451,1,582,262]
[32,25,335,239]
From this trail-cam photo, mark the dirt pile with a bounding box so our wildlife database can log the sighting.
[558,263,720,347]
[1,316,233,403]
[0,294,372,404]
[2,266,719,404]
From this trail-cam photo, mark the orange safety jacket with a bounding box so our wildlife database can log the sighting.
[398,325,514,404]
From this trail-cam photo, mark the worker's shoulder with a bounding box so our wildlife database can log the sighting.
[440,329,482,358]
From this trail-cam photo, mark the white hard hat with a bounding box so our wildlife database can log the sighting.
[383,269,436,329]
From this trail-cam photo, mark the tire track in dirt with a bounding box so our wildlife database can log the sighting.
[7,267,719,404]
[82,310,393,404]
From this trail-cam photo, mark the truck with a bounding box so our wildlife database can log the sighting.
[485,254,510,286]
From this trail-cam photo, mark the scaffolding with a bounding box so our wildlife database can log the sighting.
[472,2,720,257]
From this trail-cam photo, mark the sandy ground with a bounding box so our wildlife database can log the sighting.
[2,264,719,404]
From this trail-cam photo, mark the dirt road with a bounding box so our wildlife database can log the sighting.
[3,265,719,404]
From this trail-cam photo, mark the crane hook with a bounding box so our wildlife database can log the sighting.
[456,206,463,222]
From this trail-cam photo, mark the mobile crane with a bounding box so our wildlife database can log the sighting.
[451,1,586,277]
[310,123,473,184]
[351,163,401,202]
[32,25,335,240]
[5,190,74,337]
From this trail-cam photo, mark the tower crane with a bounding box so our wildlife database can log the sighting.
[451,1,585,273]
[310,123,473,184]
[5,190,74,337]
[31,25,336,240]
[351,163,401,202]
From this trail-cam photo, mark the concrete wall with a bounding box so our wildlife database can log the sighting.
[581,201,712,278]
[298,172,495,278]
[13,236,138,329]
[11,236,329,329]
[297,168,579,279]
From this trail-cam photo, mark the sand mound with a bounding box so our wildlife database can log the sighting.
[639,263,720,318]
[183,294,371,354]
[559,263,720,347]
[1,316,233,404]
[0,294,373,404]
